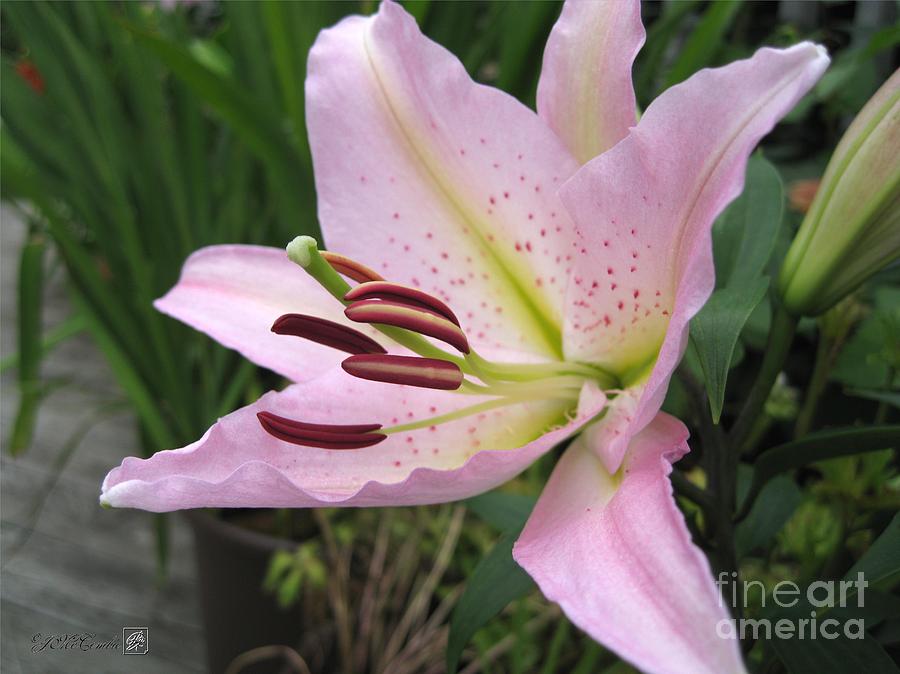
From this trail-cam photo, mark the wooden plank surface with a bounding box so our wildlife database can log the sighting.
[1,206,205,673]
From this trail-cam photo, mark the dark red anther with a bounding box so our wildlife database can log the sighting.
[320,251,385,284]
[345,300,470,354]
[342,354,463,390]
[257,411,386,449]
[344,281,461,326]
[272,314,387,355]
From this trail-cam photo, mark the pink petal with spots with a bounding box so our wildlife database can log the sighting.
[154,245,387,383]
[538,0,645,163]
[306,0,581,360]
[101,367,606,511]
[514,413,746,674]
[560,43,828,471]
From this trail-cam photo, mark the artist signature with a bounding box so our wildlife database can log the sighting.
[31,632,120,653]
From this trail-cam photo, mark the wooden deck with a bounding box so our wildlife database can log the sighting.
[1,207,206,673]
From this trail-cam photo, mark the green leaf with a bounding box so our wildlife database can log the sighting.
[735,470,802,558]
[154,513,170,583]
[767,572,900,674]
[832,287,900,389]
[633,0,701,102]
[737,426,900,520]
[712,155,784,288]
[846,514,900,591]
[446,532,535,673]
[771,620,899,674]
[690,277,769,423]
[844,388,900,409]
[496,1,558,102]
[0,312,87,374]
[9,232,46,456]
[664,0,743,89]
[466,491,536,533]
[124,23,303,186]
[690,154,783,422]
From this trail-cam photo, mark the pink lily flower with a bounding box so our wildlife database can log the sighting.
[101,2,827,672]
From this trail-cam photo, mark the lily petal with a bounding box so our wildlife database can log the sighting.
[561,43,828,471]
[538,0,645,163]
[101,367,606,511]
[306,0,581,359]
[154,245,385,382]
[514,413,746,674]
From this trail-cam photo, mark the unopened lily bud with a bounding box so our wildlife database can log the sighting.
[779,70,900,316]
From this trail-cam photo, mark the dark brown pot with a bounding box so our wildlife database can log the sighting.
[184,510,306,674]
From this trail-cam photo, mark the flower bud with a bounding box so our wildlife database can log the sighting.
[779,70,900,316]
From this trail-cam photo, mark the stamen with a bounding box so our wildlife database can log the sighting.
[346,300,470,354]
[286,236,468,368]
[320,251,385,284]
[345,281,461,326]
[257,411,386,449]
[342,354,464,390]
[271,314,387,355]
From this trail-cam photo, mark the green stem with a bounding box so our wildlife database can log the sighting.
[681,365,740,616]
[875,366,896,424]
[794,328,832,437]
[671,470,715,513]
[730,304,798,452]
